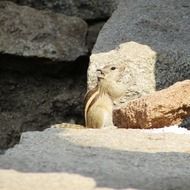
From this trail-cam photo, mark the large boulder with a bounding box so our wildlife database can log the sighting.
[8,0,117,21]
[88,0,190,104]
[0,127,190,190]
[0,1,87,62]
[114,80,190,129]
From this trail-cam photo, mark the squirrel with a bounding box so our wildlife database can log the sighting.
[52,64,125,130]
[84,64,125,128]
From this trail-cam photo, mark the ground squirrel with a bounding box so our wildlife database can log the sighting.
[53,64,125,130]
[84,64,125,128]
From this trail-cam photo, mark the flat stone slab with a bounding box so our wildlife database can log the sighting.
[0,127,190,190]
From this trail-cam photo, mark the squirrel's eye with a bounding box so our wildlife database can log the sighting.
[111,67,116,70]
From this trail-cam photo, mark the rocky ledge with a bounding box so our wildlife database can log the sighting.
[0,127,190,190]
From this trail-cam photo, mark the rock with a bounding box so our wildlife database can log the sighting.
[179,117,190,130]
[88,0,190,104]
[86,22,105,52]
[0,170,96,190]
[8,0,117,21]
[113,80,190,129]
[89,42,156,103]
[0,127,190,190]
[0,113,22,150]
[0,1,87,62]
[0,66,87,149]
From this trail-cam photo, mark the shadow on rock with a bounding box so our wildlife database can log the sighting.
[0,128,190,190]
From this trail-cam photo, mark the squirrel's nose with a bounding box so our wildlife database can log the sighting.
[97,69,105,79]
[97,69,103,75]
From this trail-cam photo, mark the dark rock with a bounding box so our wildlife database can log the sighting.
[113,80,190,129]
[0,56,88,149]
[7,0,117,21]
[0,1,88,62]
[86,22,105,52]
[179,117,190,130]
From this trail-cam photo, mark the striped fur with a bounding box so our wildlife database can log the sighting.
[84,64,125,128]
[84,80,113,128]
[84,85,99,127]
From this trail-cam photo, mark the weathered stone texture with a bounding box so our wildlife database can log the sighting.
[89,0,190,105]
[7,0,117,21]
[0,1,87,61]
[114,80,190,129]
[0,127,190,190]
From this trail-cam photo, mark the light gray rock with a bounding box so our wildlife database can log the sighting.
[0,1,87,61]
[0,127,190,190]
[88,0,190,104]
[8,0,117,21]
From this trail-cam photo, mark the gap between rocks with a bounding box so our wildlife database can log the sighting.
[0,53,89,149]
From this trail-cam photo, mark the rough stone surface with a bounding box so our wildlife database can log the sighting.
[0,63,87,149]
[0,127,190,190]
[114,80,190,129]
[89,42,156,103]
[0,170,96,190]
[8,0,117,21]
[89,0,190,104]
[179,117,190,129]
[0,1,87,61]
[86,22,105,52]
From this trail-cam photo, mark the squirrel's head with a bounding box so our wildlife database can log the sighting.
[97,64,124,81]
